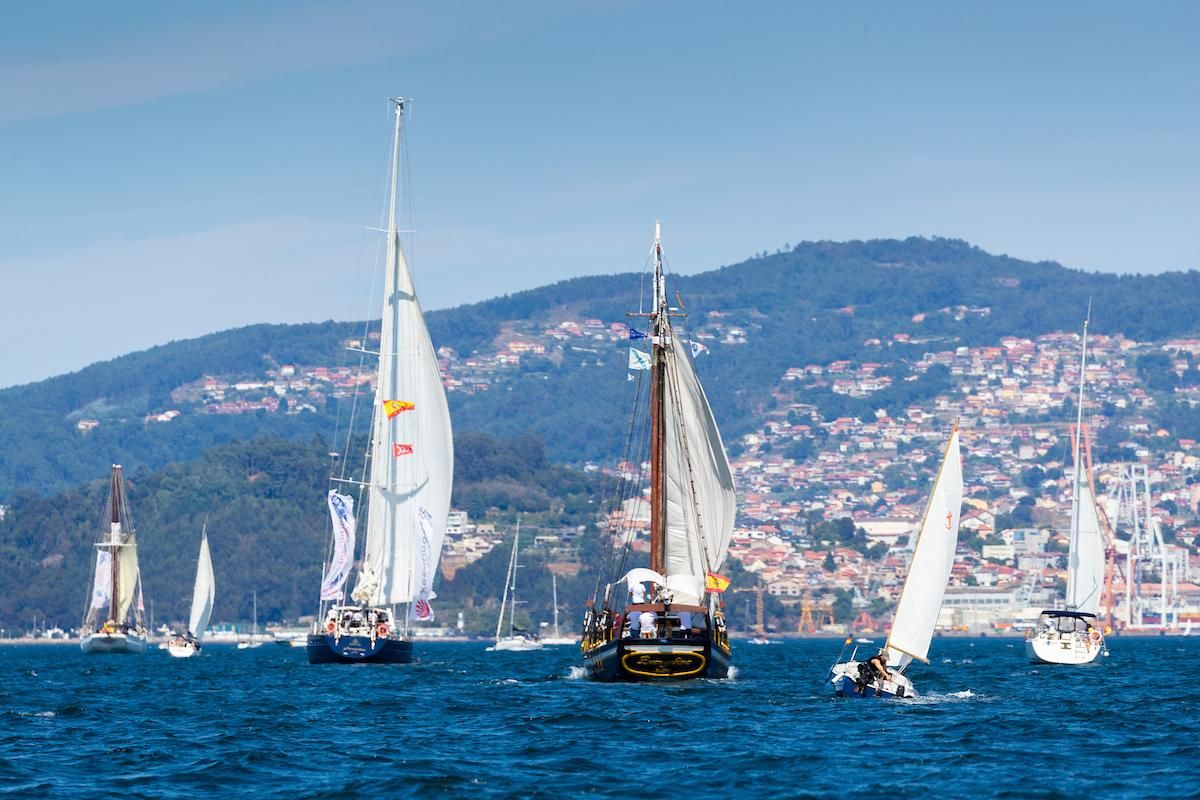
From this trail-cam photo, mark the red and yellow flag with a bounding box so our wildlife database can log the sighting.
[393,443,414,457]
[383,400,415,419]
[705,572,731,593]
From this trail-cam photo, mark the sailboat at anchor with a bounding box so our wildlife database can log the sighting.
[307,97,453,665]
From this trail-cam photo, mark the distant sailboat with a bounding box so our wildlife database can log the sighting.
[307,97,453,665]
[237,590,262,650]
[581,223,736,680]
[168,527,215,658]
[540,574,578,646]
[81,466,149,654]
[489,520,542,652]
[829,424,963,698]
[1027,317,1107,665]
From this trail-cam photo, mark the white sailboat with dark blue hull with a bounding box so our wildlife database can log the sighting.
[80,466,149,655]
[580,223,736,681]
[830,424,963,698]
[307,97,453,665]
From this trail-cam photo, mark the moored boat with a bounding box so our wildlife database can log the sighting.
[307,97,452,665]
[488,520,543,652]
[81,466,149,655]
[829,424,963,698]
[580,223,736,681]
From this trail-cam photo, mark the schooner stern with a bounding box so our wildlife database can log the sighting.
[581,223,736,681]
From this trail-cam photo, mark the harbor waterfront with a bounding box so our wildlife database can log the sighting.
[2,638,1199,798]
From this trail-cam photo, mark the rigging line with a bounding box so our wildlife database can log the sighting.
[595,374,647,601]
[613,403,652,586]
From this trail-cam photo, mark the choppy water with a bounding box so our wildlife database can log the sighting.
[2,637,1198,799]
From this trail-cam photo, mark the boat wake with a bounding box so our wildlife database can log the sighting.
[906,689,979,705]
[564,666,588,681]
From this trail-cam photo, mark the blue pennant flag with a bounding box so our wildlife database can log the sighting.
[628,327,648,340]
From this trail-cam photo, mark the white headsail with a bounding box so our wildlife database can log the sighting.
[886,428,963,667]
[354,99,454,610]
[662,332,737,605]
[188,532,215,641]
[1067,482,1105,615]
[115,538,141,623]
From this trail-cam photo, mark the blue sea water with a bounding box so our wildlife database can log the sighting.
[2,637,1199,799]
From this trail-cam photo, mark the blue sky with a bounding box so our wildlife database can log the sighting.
[1,1,1197,388]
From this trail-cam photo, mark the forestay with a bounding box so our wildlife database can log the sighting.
[662,333,736,605]
[886,429,963,667]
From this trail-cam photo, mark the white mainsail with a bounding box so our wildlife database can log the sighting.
[662,331,737,604]
[354,99,454,610]
[886,428,963,667]
[188,532,216,642]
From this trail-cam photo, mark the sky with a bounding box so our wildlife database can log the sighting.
[1,1,1197,389]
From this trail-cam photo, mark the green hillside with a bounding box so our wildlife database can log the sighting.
[3,237,1199,498]
[0,432,605,631]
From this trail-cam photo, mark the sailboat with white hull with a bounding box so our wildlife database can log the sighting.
[168,527,215,658]
[489,521,542,652]
[581,223,736,681]
[1027,318,1107,665]
[307,97,453,665]
[540,574,577,646]
[81,465,149,655]
[829,425,963,698]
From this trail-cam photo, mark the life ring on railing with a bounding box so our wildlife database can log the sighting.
[377,623,389,638]
[1088,629,1101,644]
[325,620,336,634]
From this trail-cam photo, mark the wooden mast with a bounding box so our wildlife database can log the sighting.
[648,224,667,575]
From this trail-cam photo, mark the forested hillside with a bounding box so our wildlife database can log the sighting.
[0,432,604,630]
[3,237,1199,498]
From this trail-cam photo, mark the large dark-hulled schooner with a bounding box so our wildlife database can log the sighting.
[580,223,736,681]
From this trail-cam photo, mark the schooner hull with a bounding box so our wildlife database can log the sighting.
[586,636,730,681]
[80,631,147,654]
[306,633,413,664]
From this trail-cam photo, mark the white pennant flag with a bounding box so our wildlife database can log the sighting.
[691,341,710,357]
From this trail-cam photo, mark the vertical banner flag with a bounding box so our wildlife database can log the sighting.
[410,506,436,621]
[320,491,357,601]
[628,348,651,371]
[383,400,415,419]
[90,551,112,611]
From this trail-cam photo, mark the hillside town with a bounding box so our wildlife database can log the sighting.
[76,309,1200,636]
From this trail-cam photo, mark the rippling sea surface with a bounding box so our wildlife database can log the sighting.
[3,637,1199,799]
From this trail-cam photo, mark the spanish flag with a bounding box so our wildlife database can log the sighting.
[705,572,731,593]
[383,400,415,419]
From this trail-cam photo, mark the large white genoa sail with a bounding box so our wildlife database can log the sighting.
[886,428,963,667]
[351,99,453,613]
[188,532,215,642]
[661,332,737,604]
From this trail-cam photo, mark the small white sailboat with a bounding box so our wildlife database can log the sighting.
[81,466,149,655]
[489,521,543,652]
[1027,317,1107,665]
[540,574,578,646]
[237,591,263,650]
[168,527,215,658]
[829,424,963,698]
